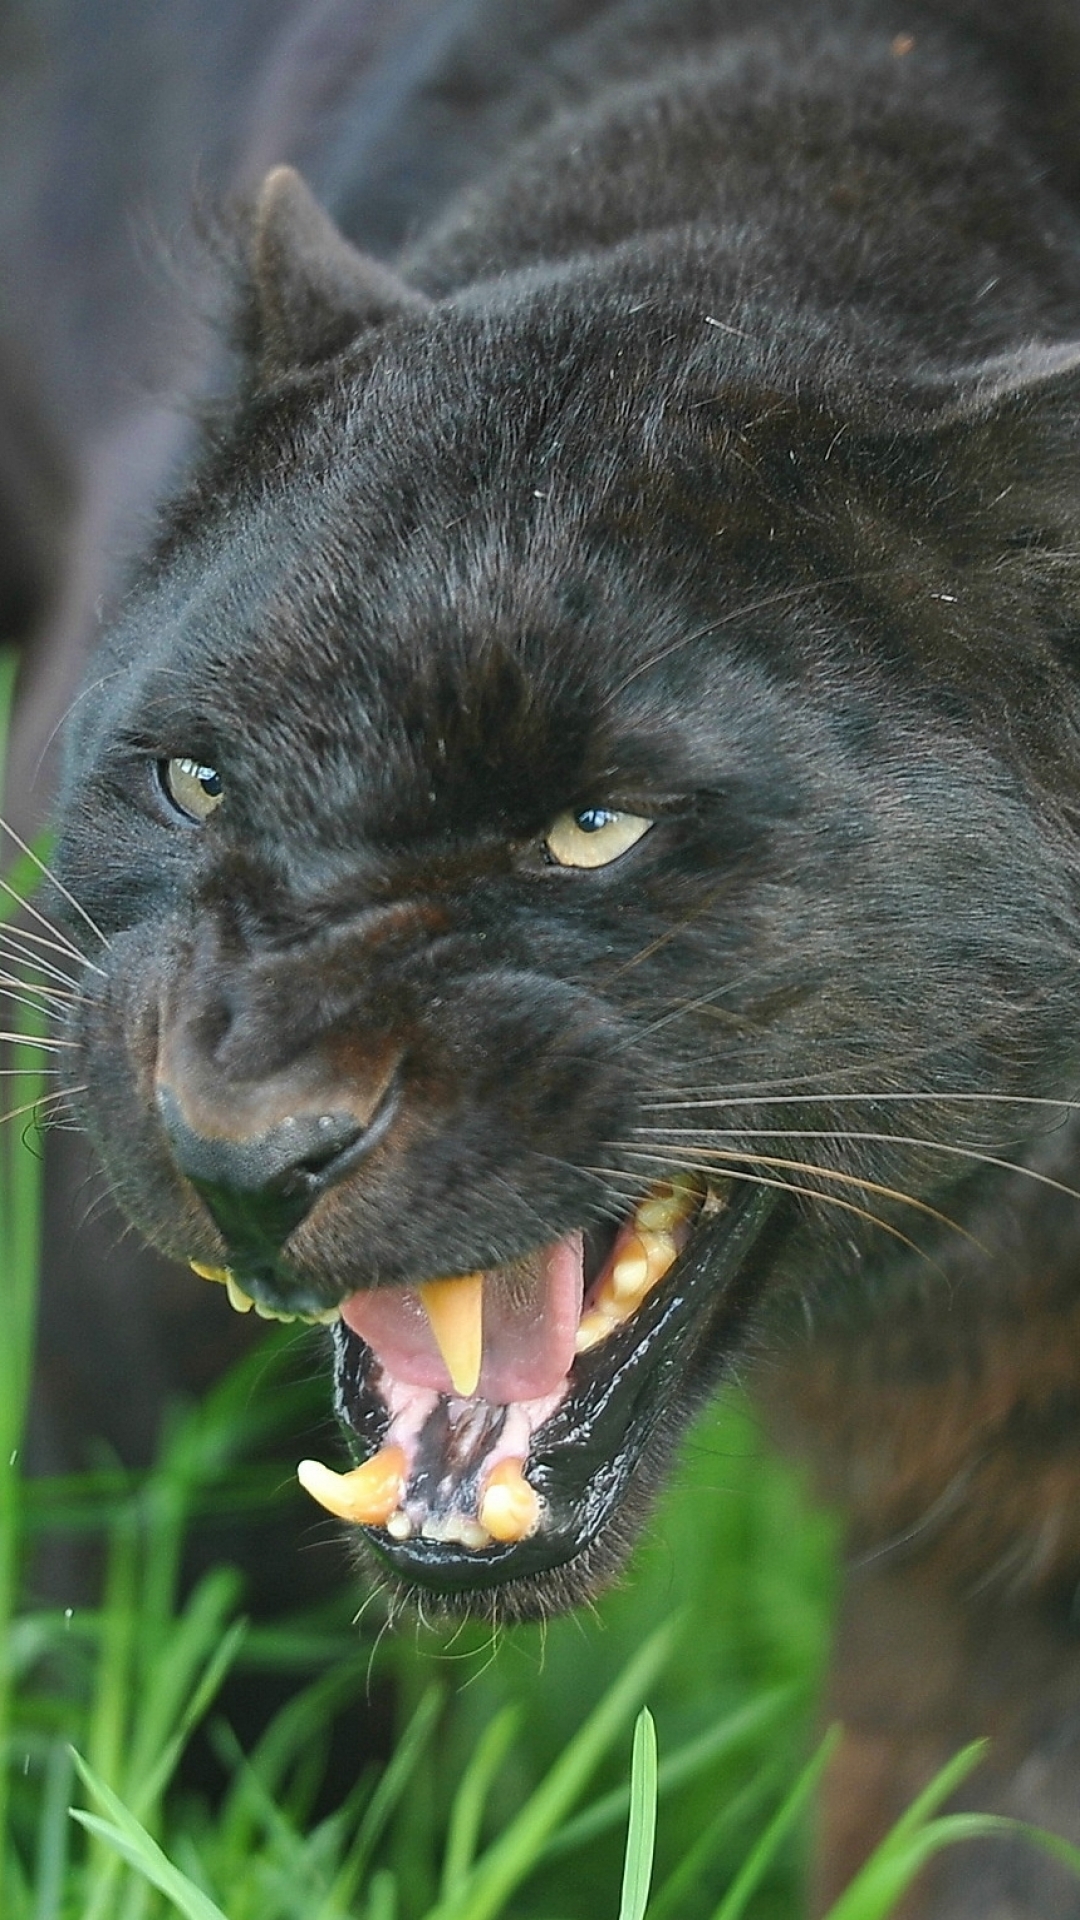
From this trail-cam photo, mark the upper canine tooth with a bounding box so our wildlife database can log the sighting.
[478,1458,540,1543]
[297,1445,407,1527]
[418,1272,484,1396]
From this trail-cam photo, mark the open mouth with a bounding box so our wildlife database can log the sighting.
[192,1177,784,1604]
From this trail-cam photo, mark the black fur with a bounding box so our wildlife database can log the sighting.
[40,4,1080,1903]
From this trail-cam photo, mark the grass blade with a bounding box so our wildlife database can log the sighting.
[431,1616,677,1920]
[708,1727,839,1920]
[545,1686,793,1860]
[440,1705,522,1899]
[71,1753,229,1920]
[618,1709,657,1920]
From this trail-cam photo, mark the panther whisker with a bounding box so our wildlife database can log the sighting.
[0,1086,85,1129]
[0,873,104,972]
[631,1124,1080,1206]
[617,1141,974,1244]
[0,936,82,990]
[0,1029,77,1049]
[601,885,734,980]
[0,813,110,954]
[0,952,79,998]
[0,920,97,968]
[611,1154,937,1261]
[0,969,74,1002]
[638,1088,1080,1115]
[0,987,74,1024]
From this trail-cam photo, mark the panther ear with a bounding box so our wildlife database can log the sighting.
[247,166,431,380]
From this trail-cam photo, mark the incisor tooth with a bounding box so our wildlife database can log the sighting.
[297,1445,407,1527]
[418,1272,484,1396]
[460,1519,494,1550]
[225,1274,255,1314]
[478,1458,540,1542]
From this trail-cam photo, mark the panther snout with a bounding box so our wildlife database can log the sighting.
[154,1069,400,1310]
[156,1091,366,1197]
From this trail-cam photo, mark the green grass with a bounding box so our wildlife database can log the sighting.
[4,647,1080,1917]
[7,1343,839,1920]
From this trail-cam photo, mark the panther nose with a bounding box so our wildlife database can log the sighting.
[156,1086,375,1260]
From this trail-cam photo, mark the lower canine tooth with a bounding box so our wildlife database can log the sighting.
[297,1445,407,1527]
[478,1458,540,1542]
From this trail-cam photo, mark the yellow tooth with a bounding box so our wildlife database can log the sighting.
[610,1234,650,1301]
[418,1272,484,1397]
[634,1176,702,1233]
[191,1261,341,1327]
[478,1458,540,1543]
[633,1197,679,1232]
[641,1229,679,1285]
[579,1229,682,1352]
[574,1310,613,1353]
[297,1445,407,1527]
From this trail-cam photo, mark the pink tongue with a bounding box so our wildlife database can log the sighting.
[340,1233,584,1402]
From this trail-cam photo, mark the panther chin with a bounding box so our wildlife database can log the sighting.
[193,1178,783,1616]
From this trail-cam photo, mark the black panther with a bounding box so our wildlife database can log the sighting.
[22,1,1080,1908]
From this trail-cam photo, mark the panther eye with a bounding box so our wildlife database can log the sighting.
[160,757,224,823]
[544,807,652,869]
